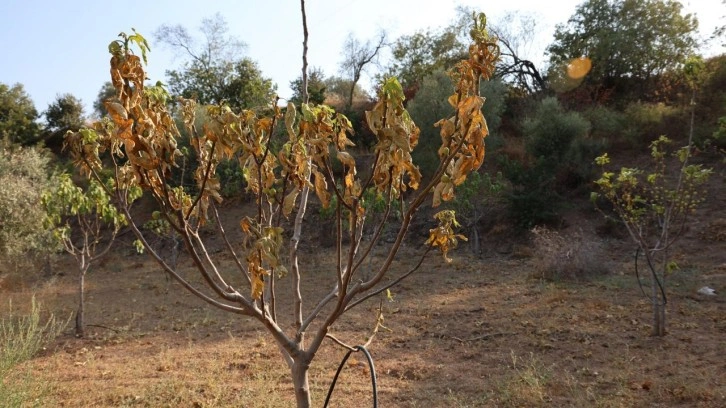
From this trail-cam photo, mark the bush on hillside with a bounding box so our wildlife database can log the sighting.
[502,97,591,228]
[0,142,56,265]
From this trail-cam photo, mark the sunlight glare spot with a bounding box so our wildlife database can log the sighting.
[567,57,592,79]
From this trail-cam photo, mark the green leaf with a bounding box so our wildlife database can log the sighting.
[594,154,610,166]
[128,28,150,64]
[108,41,122,56]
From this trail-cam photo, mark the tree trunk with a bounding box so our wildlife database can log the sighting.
[76,270,86,337]
[292,358,312,407]
[650,266,666,337]
[43,253,53,277]
[470,210,481,255]
[652,302,666,336]
[658,303,666,336]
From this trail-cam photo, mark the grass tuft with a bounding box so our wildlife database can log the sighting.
[0,296,67,407]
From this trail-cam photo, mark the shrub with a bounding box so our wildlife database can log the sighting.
[502,97,590,228]
[622,101,683,148]
[480,77,508,139]
[714,116,726,147]
[473,78,509,152]
[0,298,66,372]
[0,297,67,407]
[216,158,246,198]
[0,141,56,263]
[449,171,506,254]
[563,133,609,190]
[408,69,456,180]
[409,71,508,180]
[582,105,625,141]
[523,97,590,162]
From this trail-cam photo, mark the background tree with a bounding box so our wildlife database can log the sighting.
[547,0,698,103]
[490,12,546,93]
[0,141,54,266]
[93,81,117,118]
[501,97,592,228]
[289,67,327,106]
[44,93,85,134]
[449,171,506,254]
[0,82,41,144]
[383,16,468,94]
[323,76,369,107]
[407,70,456,179]
[322,75,375,148]
[338,31,386,110]
[42,173,135,337]
[155,13,276,109]
[408,69,508,179]
[65,11,497,405]
[714,0,725,47]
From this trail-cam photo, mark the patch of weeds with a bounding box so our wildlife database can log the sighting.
[442,388,494,407]
[497,351,554,407]
[0,297,67,407]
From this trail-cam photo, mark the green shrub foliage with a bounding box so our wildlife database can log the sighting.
[0,142,55,260]
[409,70,507,180]
[503,97,591,228]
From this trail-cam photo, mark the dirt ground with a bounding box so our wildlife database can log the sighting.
[2,172,725,407]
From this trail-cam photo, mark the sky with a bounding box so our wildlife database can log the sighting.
[0,0,723,118]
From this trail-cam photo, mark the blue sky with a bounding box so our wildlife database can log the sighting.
[0,0,722,118]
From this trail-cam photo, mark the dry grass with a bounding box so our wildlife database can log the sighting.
[0,233,724,407]
[530,226,612,281]
[0,296,67,407]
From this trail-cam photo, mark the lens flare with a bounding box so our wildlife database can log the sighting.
[567,57,592,79]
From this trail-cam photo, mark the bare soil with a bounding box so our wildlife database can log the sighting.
[2,170,725,407]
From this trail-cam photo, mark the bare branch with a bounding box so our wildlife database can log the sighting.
[123,206,252,316]
[339,31,386,109]
[291,0,311,344]
[211,202,252,285]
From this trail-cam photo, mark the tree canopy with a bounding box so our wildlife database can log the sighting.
[44,93,85,134]
[0,141,55,259]
[154,13,276,109]
[93,81,117,118]
[384,24,467,93]
[289,67,327,106]
[338,31,386,110]
[490,12,546,93]
[547,0,698,101]
[0,82,41,144]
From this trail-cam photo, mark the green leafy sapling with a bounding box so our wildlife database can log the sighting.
[42,173,140,337]
[593,56,712,336]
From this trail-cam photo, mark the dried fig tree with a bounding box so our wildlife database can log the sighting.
[65,13,498,407]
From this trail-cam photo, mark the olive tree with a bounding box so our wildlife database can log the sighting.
[0,141,54,267]
[64,7,499,406]
[0,83,41,145]
[44,93,85,134]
